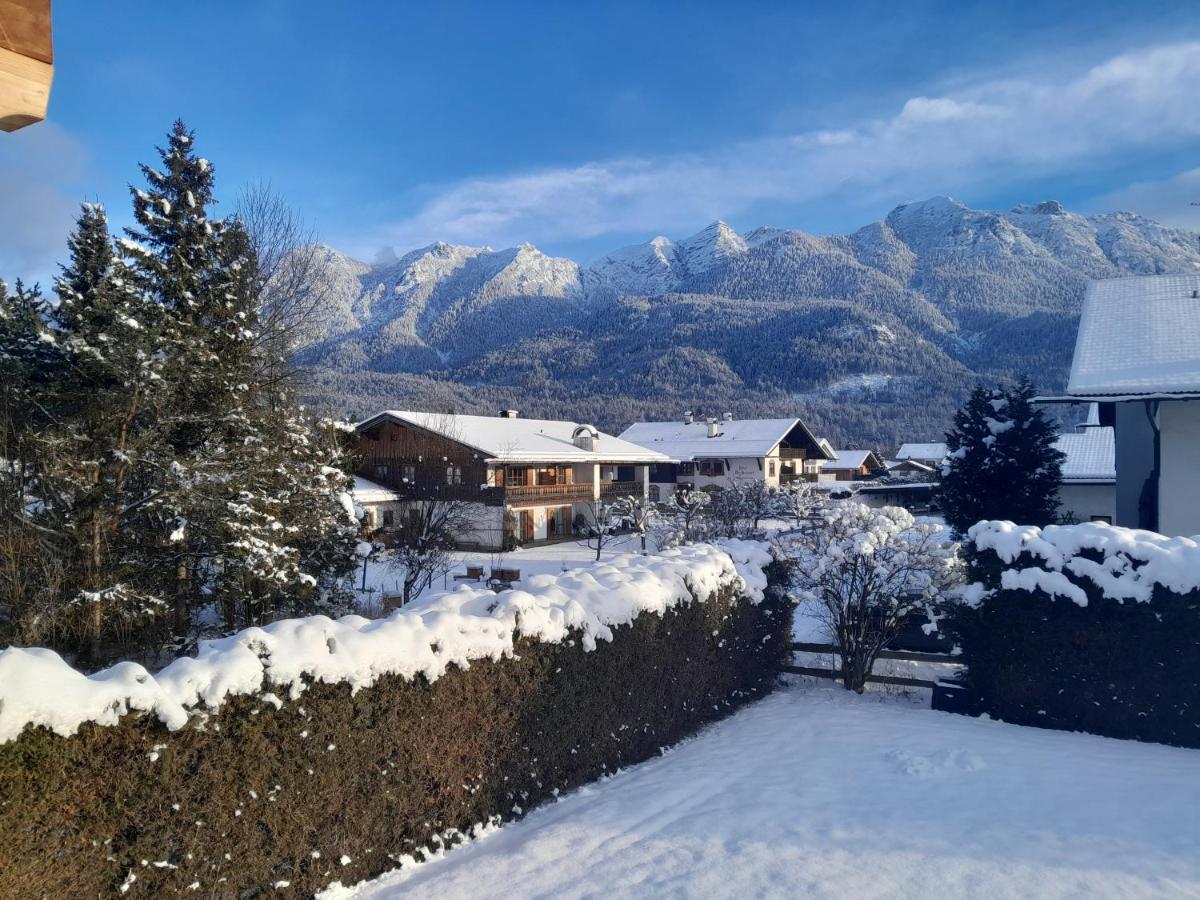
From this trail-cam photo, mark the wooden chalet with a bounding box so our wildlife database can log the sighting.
[354,410,668,548]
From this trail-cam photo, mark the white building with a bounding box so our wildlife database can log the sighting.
[895,442,948,467]
[822,449,885,481]
[355,410,668,548]
[618,413,832,499]
[1054,407,1116,524]
[1056,274,1200,535]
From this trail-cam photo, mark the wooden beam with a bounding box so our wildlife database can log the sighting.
[0,44,50,131]
[0,0,52,132]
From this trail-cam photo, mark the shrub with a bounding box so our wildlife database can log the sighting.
[942,521,1200,747]
[0,556,790,897]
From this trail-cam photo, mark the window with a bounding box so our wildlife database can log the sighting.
[506,467,529,487]
[382,509,395,527]
[373,464,388,480]
[768,460,776,476]
[446,465,462,485]
[649,485,661,501]
[698,459,725,477]
[678,462,696,476]
[400,464,416,483]
[1089,515,1113,525]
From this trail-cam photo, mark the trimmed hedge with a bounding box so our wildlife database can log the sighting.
[0,562,790,898]
[945,550,1200,748]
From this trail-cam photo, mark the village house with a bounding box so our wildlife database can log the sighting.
[618,413,832,499]
[1053,404,1116,524]
[882,458,938,478]
[894,442,948,468]
[1047,274,1200,535]
[354,410,668,549]
[822,448,885,481]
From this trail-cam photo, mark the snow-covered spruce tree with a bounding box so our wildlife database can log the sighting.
[118,122,359,635]
[786,502,962,693]
[45,203,178,657]
[939,379,1065,536]
[0,279,77,648]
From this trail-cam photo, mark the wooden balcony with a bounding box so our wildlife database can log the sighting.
[504,483,594,502]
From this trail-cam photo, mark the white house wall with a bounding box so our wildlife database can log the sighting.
[1158,401,1200,536]
[1058,483,1116,524]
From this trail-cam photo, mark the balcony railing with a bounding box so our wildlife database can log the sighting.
[503,481,642,503]
[504,483,594,502]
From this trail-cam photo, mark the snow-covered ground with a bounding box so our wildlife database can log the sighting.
[352,533,658,612]
[323,681,1200,900]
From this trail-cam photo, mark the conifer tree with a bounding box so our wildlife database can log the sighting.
[939,378,1065,535]
[49,204,172,656]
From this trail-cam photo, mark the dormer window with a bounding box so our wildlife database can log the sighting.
[572,424,599,452]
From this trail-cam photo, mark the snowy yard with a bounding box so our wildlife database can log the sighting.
[352,533,658,611]
[323,681,1200,899]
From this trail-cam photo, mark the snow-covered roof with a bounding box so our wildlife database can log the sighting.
[1068,275,1200,397]
[885,458,936,473]
[896,442,948,462]
[619,417,830,462]
[1055,427,1115,483]
[823,449,881,471]
[351,476,400,504]
[358,411,669,464]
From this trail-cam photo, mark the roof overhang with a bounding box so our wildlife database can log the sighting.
[1036,393,1200,404]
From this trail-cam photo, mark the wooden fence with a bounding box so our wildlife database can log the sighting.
[782,641,963,690]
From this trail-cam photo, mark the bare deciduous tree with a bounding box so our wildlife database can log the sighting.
[610,495,650,554]
[784,502,962,692]
[235,182,344,384]
[384,497,478,607]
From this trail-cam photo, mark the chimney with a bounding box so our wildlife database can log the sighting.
[500,409,519,419]
[723,412,733,422]
[684,410,694,425]
[707,417,721,438]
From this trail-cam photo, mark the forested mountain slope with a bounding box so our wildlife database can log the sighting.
[297,197,1200,447]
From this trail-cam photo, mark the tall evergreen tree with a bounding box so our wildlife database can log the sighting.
[1,122,359,663]
[939,377,1065,535]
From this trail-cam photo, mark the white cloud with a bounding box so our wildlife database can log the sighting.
[0,122,91,286]
[353,40,1200,254]
[1092,168,1200,229]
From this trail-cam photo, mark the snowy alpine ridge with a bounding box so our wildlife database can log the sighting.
[298,197,1200,443]
[0,541,772,744]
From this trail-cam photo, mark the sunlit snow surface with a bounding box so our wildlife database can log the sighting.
[323,681,1200,899]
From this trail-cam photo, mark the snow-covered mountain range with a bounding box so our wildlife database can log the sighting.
[298,197,1200,445]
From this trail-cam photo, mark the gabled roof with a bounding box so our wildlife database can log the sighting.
[823,449,883,471]
[619,417,831,462]
[1068,275,1200,398]
[885,458,936,474]
[358,411,668,464]
[1055,426,1115,483]
[351,475,401,504]
[896,442,948,462]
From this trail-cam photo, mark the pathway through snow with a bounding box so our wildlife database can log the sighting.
[322,682,1200,898]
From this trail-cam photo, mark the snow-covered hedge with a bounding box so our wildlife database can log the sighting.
[943,521,1200,748]
[0,542,787,897]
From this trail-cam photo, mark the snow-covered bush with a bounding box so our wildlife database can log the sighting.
[942,520,1200,747]
[784,502,962,692]
[651,489,715,548]
[0,543,788,897]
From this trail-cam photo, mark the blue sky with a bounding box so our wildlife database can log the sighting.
[3,1,1200,283]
